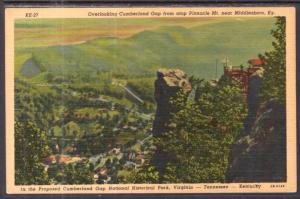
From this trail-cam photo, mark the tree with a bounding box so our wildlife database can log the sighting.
[131,166,159,183]
[15,79,57,133]
[96,174,107,184]
[260,17,286,104]
[49,162,94,184]
[15,121,51,185]
[66,163,94,184]
[152,79,247,183]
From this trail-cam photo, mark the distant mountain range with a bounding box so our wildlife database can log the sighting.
[21,18,275,80]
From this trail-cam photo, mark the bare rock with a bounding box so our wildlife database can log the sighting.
[226,98,286,182]
[244,68,264,135]
[152,68,191,137]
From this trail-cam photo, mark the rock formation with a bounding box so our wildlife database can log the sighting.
[243,68,264,135]
[226,98,286,182]
[226,66,286,182]
[151,67,286,183]
[151,68,191,182]
[152,68,192,137]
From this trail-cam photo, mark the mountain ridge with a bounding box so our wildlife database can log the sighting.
[19,18,276,80]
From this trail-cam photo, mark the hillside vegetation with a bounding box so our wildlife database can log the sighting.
[17,18,275,81]
[14,17,279,185]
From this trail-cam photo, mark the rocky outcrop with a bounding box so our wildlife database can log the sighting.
[151,69,191,182]
[226,67,286,182]
[226,98,286,182]
[151,67,286,183]
[152,68,192,137]
[243,68,264,135]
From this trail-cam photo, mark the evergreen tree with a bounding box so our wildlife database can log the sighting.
[69,163,94,184]
[131,166,159,183]
[51,162,94,184]
[15,121,51,185]
[260,17,286,103]
[152,79,247,183]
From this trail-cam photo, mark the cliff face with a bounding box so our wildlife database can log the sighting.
[243,68,264,135]
[152,69,191,181]
[152,68,191,137]
[226,69,286,182]
[151,68,286,183]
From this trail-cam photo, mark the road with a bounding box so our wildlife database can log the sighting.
[112,80,144,104]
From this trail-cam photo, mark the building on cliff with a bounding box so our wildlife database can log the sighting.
[222,57,265,97]
[224,57,286,182]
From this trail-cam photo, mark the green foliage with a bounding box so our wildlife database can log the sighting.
[15,78,57,131]
[122,142,160,183]
[102,84,125,99]
[18,18,275,81]
[260,17,286,104]
[15,121,51,185]
[13,17,279,185]
[127,77,156,103]
[154,79,247,183]
[130,166,160,183]
[63,121,82,138]
[49,162,94,184]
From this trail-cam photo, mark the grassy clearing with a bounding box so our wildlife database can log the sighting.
[116,132,136,145]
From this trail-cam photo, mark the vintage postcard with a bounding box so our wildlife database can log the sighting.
[5,7,296,194]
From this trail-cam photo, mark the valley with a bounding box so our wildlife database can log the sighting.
[14,17,277,184]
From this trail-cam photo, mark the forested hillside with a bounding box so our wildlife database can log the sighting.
[14,17,283,185]
[16,18,275,81]
[131,17,287,184]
